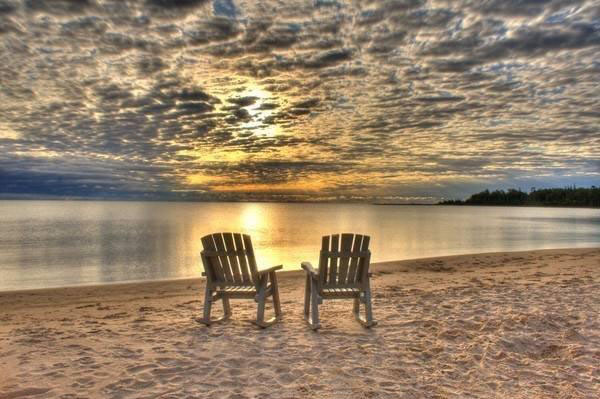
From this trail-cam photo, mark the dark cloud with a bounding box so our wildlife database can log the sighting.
[25,0,96,15]
[61,16,108,35]
[137,57,168,74]
[147,0,208,9]
[414,95,465,103]
[302,48,354,68]
[478,24,600,60]
[95,84,133,101]
[258,102,279,110]
[226,108,251,123]
[251,23,301,51]
[319,65,367,78]
[291,98,320,109]
[368,30,407,54]
[177,101,214,114]
[186,17,241,44]
[176,89,214,102]
[100,32,161,54]
[472,0,583,17]
[421,37,483,57]
[227,96,258,107]
[390,7,459,29]
[0,1,17,14]
[0,16,23,34]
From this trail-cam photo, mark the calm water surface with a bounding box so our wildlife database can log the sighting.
[1,200,598,291]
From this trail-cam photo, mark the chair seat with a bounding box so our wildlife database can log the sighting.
[213,285,257,299]
[321,287,361,298]
[218,285,256,293]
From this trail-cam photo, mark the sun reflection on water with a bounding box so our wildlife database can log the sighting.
[240,203,266,232]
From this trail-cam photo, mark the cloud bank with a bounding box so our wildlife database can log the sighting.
[1,0,599,202]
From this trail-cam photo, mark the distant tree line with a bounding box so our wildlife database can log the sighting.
[439,186,600,208]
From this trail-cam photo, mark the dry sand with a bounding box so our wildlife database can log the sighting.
[1,248,599,399]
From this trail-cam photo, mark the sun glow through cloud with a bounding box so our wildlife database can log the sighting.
[0,125,20,140]
[238,86,280,138]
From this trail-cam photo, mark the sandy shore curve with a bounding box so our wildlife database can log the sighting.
[1,248,599,398]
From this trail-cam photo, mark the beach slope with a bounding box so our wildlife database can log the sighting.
[1,248,599,398]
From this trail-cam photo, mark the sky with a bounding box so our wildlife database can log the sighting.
[0,0,599,203]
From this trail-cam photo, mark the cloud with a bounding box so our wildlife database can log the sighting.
[146,0,208,10]
[25,0,96,15]
[302,48,354,68]
[472,0,584,17]
[137,57,168,74]
[0,1,17,14]
[0,0,598,202]
[185,16,241,44]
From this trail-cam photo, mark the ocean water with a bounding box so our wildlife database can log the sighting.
[0,200,598,291]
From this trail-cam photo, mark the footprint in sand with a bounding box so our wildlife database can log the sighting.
[112,347,143,359]
[103,377,156,397]
[1,388,52,399]
[71,376,95,389]
[126,364,155,374]
[102,312,129,320]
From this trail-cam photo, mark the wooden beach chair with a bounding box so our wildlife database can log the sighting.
[302,233,377,330]
[198,233,282,328]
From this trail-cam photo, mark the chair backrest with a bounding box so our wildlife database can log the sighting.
[201,233,259,286]
[318,233,371,289]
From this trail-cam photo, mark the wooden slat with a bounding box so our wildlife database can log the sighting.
[347,234,363,284]
[220,286,254,292]
[223,233,242,284]
[201,234,225,283]
[215,288,256,299]
[214,233,234,283]
[234,233,251,284]
[337,233,353,285]
[318,235,329,285]
[242,234,259,283]
[323,283,361,289]
[320,250,370,258]
[321,287,360,298]
[329,234,339,285]
[202,249,247,257]
[357,235,371,283]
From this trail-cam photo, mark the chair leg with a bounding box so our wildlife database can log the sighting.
[254,276,277,328]
[354,288,377,328]
[363,287,376,327]
[197,287,231,326]
[223,296,232,318]
[304,274,311,320]
[201,287,212,324]
[308,279,321,330]
[270,271,282,320]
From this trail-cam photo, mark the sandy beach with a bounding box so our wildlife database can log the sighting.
[1,248,598,399]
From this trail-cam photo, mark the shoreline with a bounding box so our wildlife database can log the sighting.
[1,247,599,398]
[2,197,600,209]
[2,246,598,296]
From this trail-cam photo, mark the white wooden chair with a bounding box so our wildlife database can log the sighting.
[302,233,377,330]
[198,232,282,328]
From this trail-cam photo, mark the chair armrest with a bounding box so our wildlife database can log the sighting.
[257,265,283,275]
[301,262,318,277]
